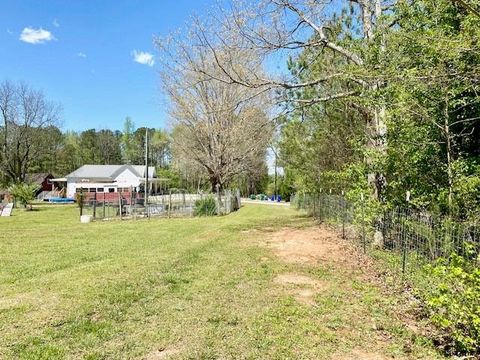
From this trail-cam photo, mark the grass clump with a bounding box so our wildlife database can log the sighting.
[194,196,217,216]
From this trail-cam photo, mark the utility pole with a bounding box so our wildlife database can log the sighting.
[145,128,149,217]
[274,150,277,201]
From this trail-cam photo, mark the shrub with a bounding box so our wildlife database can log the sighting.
[8,183,39,210]
[75,191,84,206]
[424,253,480,355]
[194,196,217,216]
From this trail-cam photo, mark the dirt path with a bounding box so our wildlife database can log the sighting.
[264,227,359,267]
[253,226,437,360]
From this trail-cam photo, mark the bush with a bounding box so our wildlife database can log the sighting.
[424,253,480,355]
[194,196,217,216]
[8,183,39,210]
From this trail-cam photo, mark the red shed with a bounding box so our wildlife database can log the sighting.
[26,173,56,192]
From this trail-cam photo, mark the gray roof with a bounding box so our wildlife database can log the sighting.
[26,173,54,184]
[66,165,155,180]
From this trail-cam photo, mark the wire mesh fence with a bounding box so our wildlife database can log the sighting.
[79,188,241,220]
[291,193,480,276]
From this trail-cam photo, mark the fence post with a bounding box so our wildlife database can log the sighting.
[145,188,149,219]
[79,189,84,217]
[182,191,186,213]
[402,192,411,275]
[103,192,106,219]
[118,191,123,220]
[131,187,136,220]
[162,189,165,211]
[312,192,316,219]
[401,208,408,275]
[93,192,97,219]
[168,189,172,218]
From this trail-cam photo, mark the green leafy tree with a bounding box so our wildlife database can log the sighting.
[120,117,140,164]
[96,129,122,164]
[379,0,480,216]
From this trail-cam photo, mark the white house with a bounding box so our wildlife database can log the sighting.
[62,165,158,198]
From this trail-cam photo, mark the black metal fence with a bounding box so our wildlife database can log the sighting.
[291,193,480,276]
[80,189,241,220]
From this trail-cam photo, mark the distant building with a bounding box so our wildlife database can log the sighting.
[25,173,56,192]
[25,173,65,200]
[61,165,159,198]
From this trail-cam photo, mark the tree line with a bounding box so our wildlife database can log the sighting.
[156,0,480,220]
[0,82,171,186]
[0,80,271,194]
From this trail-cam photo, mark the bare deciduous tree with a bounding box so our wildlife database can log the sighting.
[0,80,61,183]
[156,41,273,192]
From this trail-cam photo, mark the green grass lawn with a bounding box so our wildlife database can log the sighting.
[0,204,442,359]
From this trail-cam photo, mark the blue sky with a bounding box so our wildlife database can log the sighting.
[0,0,220,132]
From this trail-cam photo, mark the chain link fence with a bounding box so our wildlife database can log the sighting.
[79,188,241,220]
[291,193,480,276]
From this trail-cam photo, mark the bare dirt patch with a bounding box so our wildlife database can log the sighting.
[260,227,361,271]
[274,273,329,306]
[256,226,410,359]
[274,273,324,287]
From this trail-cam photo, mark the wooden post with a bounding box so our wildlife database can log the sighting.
[103,192,106,219]
[93,192,97,219]
[162,189,165,211]
[168,189,172,218]
[182,191,186,213]
[132,186,137,220]
[118,190,123,220]
[79,189,84,217]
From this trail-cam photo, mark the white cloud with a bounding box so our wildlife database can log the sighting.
[77,52,87,58]
[53,19,60,27]
[132,50,154,66]
[20,27,55,44]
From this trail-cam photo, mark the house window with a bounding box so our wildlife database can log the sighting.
[108,188,115,193]
[97,188,104,192]
[89,188,96,193]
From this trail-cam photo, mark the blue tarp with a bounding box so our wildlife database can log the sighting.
[48,197,75,203]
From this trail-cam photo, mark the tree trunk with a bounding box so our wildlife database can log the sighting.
[369,0,388,202]
[210,175,222,193]
[444,97,454,214]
